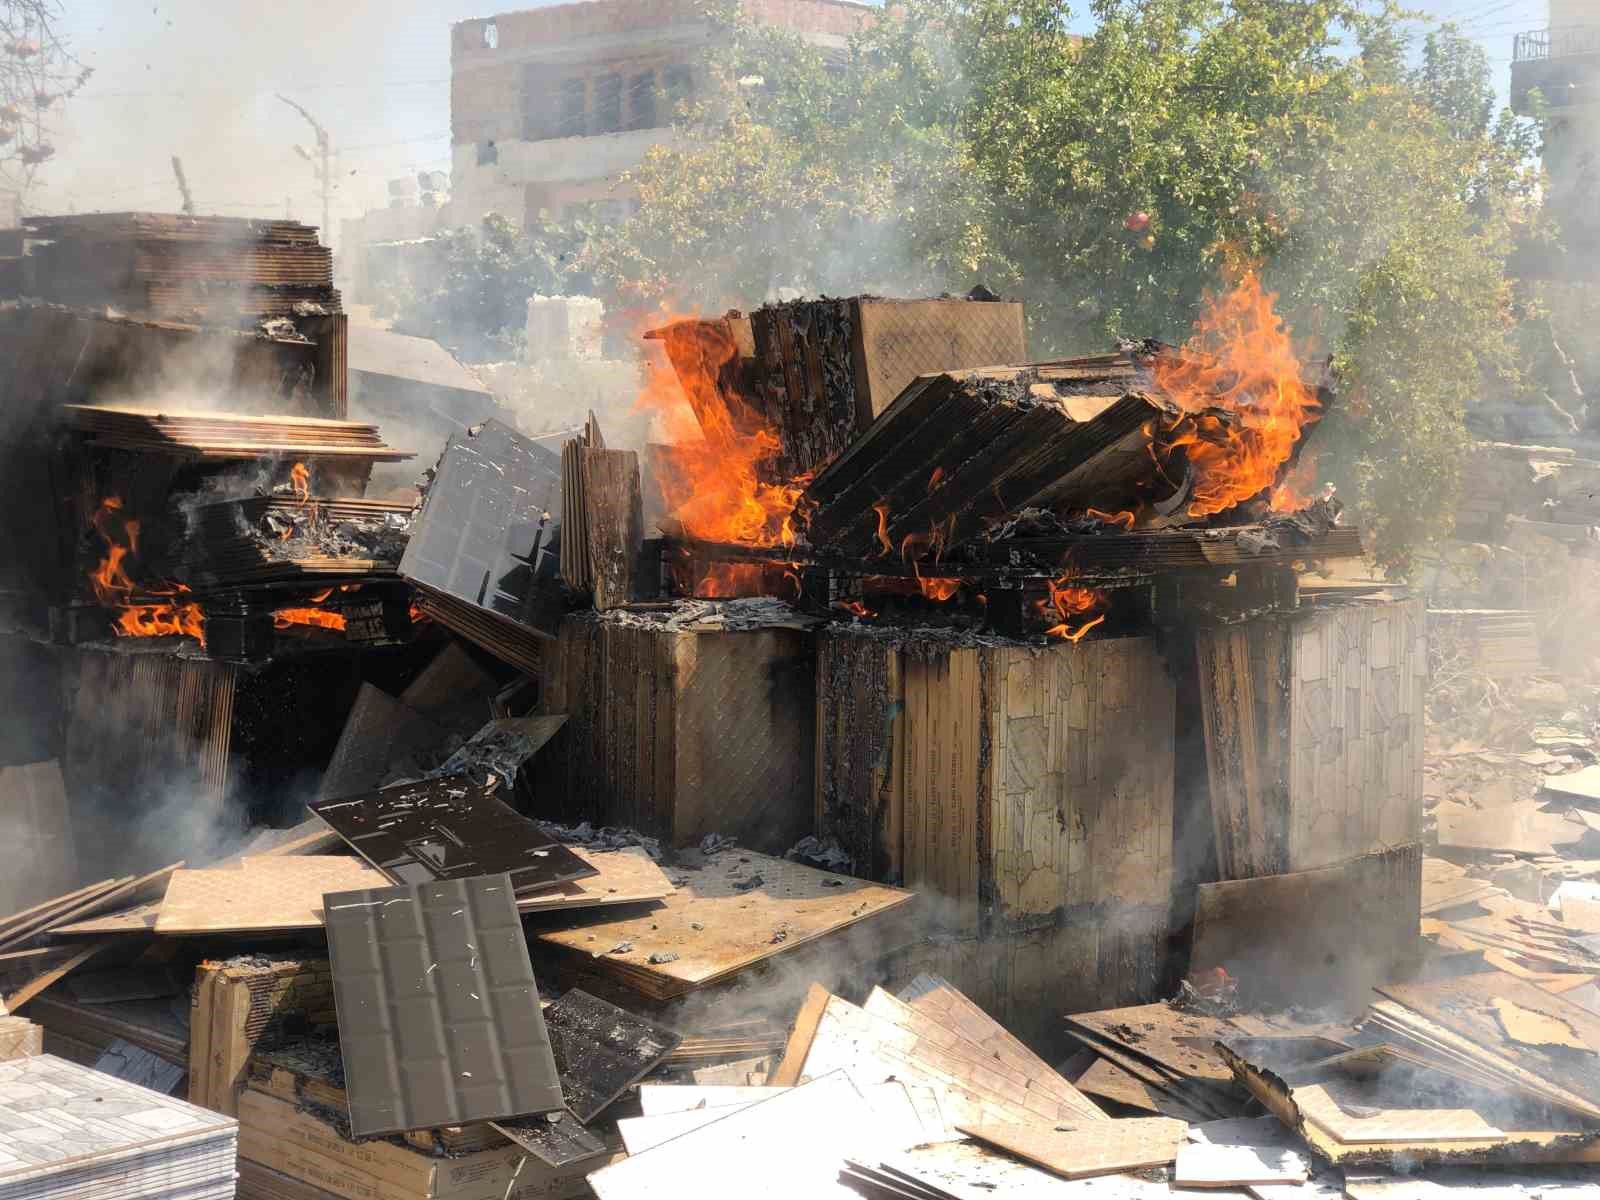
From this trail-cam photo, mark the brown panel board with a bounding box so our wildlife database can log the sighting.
[958,1116,1187,1179]
[155,857,389,934]
[1190,846,1423,1013]
[530,850,915,1002]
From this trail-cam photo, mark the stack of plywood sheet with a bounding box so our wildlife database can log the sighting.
[540,609,818,851]
[814,627,1175,1040]
[1194,595,1427,881]
[60,404,412,462]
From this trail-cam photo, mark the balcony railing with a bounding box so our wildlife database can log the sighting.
[1515,25,1600,63]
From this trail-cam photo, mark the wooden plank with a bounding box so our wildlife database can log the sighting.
[531,852,915,1001]
[581,447,643,612]
[0,877,124,946]
[800,992,1090,1129]
[1289,1083,1503,1145]
[958,1116,1186,1180]
[771,981,831,1088]
[896,973,1103,1120]
[155,857,388,934]
[3,941,111,1011]
[1191,846,1422,1012]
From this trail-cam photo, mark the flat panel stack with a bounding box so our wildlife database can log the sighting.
[1195,595,1427,881]
[815,628,1177,1042]
[0,1054,238,1200]
[19,213,340,323]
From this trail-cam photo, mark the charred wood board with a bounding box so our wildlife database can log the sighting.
[800,364,1171,558]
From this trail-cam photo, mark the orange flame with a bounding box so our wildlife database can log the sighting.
[1038,576,1109,642]
[89,497,206,646]
[1086,508,1137,530]
[871,501,893,556]
[289,462,310,502]
[1152,270,1320,517]
[833,599,873,618]
[695,563,766,598]
[918,577,961,602]
[639,317,808,553]
[273,607,347,632]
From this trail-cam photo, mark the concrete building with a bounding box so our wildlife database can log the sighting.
[448,0,870,229]
[1512,0,1600,246]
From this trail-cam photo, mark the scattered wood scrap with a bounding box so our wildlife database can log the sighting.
[957,1116,1188,1180]
[531,850,915,1003]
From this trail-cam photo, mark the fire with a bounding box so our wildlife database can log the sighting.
[638,318,808,551]
[694,563,765,598]
[1153,270,1321,517]
[89,497,206,646]
[289,462,311,502]
[917,577,961,602]
[1086,508,1137,530]
[871,501,893,556]
[273,607,347,633]
[1038,576,1109,642]
[833,599,873,618]
[115,603,206,642]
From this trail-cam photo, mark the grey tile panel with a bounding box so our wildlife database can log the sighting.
[311,776,596,895]
[323,873,564,1138]
[398,419,564,639]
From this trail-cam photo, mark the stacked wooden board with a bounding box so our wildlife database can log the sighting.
[60,404,412,461]
[18,212,343,323]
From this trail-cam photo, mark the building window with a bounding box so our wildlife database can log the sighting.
[557,78,587,137]
[627,71,657,131]
[477,140,498,165]
[594,74,623,134]
[663,65,692,112]
[483,20,498,49]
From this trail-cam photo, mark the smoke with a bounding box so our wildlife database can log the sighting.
[34,1,492,232]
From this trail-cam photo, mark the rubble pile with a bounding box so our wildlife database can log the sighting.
[0,219,1589,1200]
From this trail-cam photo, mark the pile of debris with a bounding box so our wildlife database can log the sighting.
[0,215,1589,1200]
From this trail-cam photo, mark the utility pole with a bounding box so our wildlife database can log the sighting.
[276,94,331,240]
[170,156,195,216]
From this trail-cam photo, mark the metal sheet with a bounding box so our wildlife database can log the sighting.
[398,419,564,639]
[323,874,563,1138]
[311,776,596,894]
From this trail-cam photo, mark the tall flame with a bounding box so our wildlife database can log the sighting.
[638,318,808,550]
[289,462,310,502]
[89,497,206,645]
[1153,271,1320,517]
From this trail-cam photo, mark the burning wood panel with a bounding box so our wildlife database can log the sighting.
[800,366,1174,559]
